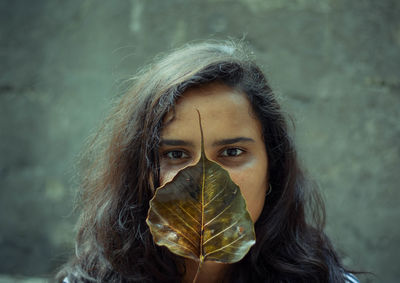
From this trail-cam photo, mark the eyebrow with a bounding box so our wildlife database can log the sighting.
[160,137,255,147]
[160,139,195,147]
[212,137,255,146]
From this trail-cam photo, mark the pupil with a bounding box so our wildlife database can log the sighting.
[227,148,237,156]
[172,151,182,158]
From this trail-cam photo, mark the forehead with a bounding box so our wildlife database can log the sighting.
[177,83,249,111]
[161,83,263,141]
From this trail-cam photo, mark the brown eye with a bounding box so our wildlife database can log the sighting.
[165,150,189,160]
[220,148,244,157]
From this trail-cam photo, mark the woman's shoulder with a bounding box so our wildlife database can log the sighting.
[345,272,360,283]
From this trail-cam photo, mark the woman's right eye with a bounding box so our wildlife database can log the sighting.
[164,150,189,160]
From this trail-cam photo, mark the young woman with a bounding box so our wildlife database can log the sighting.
[57,41,359,282]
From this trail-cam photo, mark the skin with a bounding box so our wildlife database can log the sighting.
[159,82,269,283]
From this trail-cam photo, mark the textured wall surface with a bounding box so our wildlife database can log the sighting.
[1,0,399,282]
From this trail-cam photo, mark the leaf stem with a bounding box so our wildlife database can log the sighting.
[192,259,203,283]
[194,110,204,283]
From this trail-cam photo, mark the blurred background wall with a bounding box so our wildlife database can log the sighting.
[0,0,399,282]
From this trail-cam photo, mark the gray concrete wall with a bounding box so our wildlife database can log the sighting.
[1,0,399,282]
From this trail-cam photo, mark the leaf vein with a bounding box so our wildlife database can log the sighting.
[205,234,246,257]
[159,235,197,255]
[204,200,234,227]
[204,188,224,208]
[203,220,238,245]
[152,206,199,249]
[178,204,201,226]
[158,202,200,236]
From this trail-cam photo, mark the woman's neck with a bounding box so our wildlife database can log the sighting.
[182,259,231,283]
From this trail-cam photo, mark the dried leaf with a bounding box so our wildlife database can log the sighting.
[146,111,255,264]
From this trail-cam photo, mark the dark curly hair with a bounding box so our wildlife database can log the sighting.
[57,41,350,282]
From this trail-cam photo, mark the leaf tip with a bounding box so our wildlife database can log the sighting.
[195,109,205,157]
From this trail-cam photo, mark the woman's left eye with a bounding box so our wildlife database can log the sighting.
[220,148,244,157]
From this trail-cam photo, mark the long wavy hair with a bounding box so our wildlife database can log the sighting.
[57,41,349,282]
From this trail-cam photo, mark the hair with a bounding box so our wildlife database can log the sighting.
[57,40,350,282]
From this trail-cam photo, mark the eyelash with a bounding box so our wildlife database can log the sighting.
[162,147,245,160]
[163,150,190,160]
[219,147,245,157]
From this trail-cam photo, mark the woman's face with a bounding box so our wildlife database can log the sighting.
[159,82,268,222]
